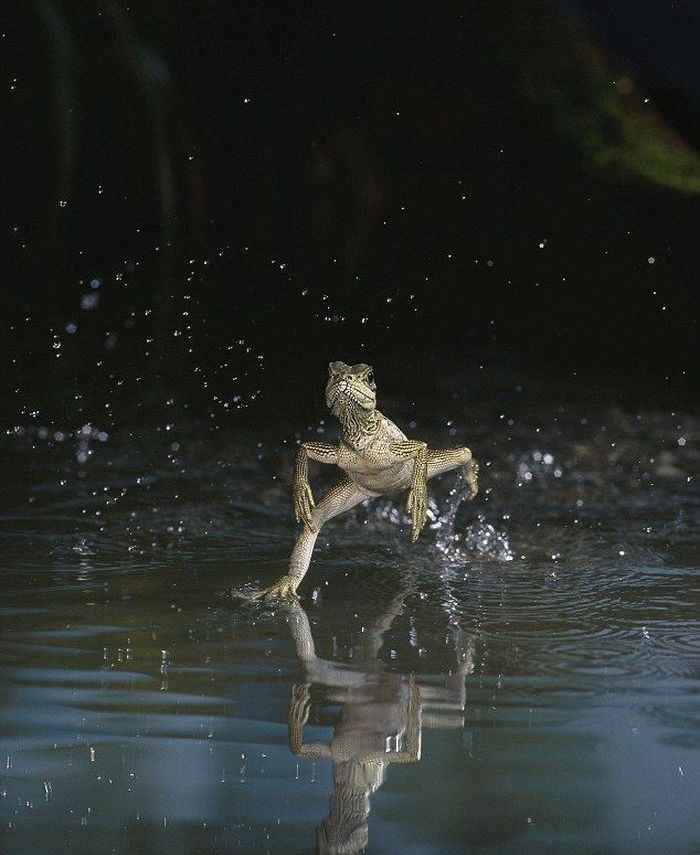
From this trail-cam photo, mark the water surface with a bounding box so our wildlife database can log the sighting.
[1,373,698,853]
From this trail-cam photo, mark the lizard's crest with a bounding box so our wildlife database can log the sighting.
[325,361,377,420]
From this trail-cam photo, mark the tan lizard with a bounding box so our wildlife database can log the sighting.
[260,361,478,598]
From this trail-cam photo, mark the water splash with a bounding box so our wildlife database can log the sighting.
[371,471,514,565]
[432,473,514,565]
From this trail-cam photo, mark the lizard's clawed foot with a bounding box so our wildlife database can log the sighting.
[463,459,479,500]
[293,482,316,530]
[407,484,428,542]
[261,574,302,600]
[231,574,301,601]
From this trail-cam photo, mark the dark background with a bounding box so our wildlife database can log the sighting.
[2,0,698,426]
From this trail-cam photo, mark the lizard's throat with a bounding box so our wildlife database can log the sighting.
[334,399,379,445]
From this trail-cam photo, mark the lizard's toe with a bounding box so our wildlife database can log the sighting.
[262,575,300,600]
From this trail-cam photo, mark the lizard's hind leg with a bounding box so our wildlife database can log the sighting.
[427,447,478,499]
[263,477,371,598]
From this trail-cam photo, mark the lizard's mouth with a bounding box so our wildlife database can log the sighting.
[351,387,376,408]
[326,382,375,413]
[343,387,375,410]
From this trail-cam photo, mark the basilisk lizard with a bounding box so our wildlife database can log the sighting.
[260,361,478,598]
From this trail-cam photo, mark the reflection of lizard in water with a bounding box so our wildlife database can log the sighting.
[285,587,474,854]
[260,361,479,598]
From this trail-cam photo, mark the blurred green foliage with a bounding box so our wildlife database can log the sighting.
[523,23,700,194]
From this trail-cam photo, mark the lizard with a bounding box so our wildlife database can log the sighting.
[259,360,478,598]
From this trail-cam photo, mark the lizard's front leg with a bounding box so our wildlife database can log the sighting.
[293,442,340,530]
[288,682,332,759]
[370,674,422,765]
[390,440,429,542]
[288,682,312,752]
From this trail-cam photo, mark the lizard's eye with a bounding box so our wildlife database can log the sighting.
[366,371,374,384]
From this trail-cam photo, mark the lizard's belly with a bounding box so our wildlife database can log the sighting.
[337,416,412,494]
[344,460,413,494]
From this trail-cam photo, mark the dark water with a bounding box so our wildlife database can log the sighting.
[1,372,698,854]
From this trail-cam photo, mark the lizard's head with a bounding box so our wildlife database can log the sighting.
[325,361,377,417]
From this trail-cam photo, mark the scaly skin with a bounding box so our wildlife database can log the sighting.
[260,361,478,599]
